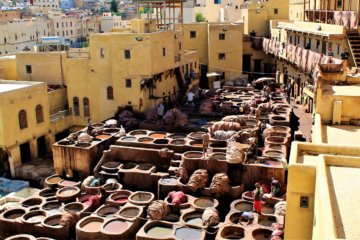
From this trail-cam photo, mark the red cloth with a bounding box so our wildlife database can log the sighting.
[168,191,187,206]
[253,200,262,213]
[84,194,101,208]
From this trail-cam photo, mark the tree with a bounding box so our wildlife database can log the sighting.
[195,13,206,22]
[110,0,118,13]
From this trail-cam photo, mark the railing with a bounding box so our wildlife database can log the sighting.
[50,108,72,123]
[67,50,89,58]
[304,10,358,29]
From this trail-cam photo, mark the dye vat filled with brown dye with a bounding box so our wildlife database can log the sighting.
[234,201,253,212]
[194,198,215,208]
[81,218,104,232]
[258,215,277,227]
[96,134,110,139]
[252,229,273,240]
[22,211,47,224]
[220,226,245,239]
[103,219,128,234]
[3,208,26,220]
[119,207,140,218]
[149,133,166,139]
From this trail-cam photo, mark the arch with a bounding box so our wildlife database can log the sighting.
[18,110,28,129]
[73,97,79,116]
[35,104,44,123]
[83,97,90,117]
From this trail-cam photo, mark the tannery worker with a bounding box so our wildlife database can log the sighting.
[202,130,210,159]
[254,183,263,214]
[157,102,164,123]
[239,211,254,225]
[271,177,281,197]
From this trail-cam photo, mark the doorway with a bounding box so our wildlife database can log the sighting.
[37,136,47,157]
[200,65,209,89]
[20,142,31,164]
[55,129,70,142]
[243,55,251,80]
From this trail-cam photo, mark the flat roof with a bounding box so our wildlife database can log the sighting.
[0,80,43,93]
[327,165,360,238]
[322,125,360,147]
[325,85,360,97]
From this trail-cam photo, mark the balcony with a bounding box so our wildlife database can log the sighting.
[50,108,72,123]
[304,10,358,29]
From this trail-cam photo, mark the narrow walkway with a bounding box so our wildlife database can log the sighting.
[290,99,312,142]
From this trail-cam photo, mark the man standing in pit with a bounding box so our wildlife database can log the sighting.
[202,131,210,159]
[253,183,263,214]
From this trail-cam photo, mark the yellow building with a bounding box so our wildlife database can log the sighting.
[181,22,243,87]
[0,80,71,177]
[0,9,21,23]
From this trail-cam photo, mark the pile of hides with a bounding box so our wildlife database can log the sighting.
[199,100,213,115]
[84,194,102,209]
[210,121,242,135]
[118,110,139,128]
[60,212,80,228]
[159,148,169,158]
[209,173,230,196]
[81,176,95,191]
[147,200,169,220]
[188,169,208,192]
[162,109,188,126]
[146,108,158,122]
[202,207,220,227]
[274,201,286,216]
[175,166,189,183]
[222,115,255,125]
[230,130,257,143]
[91,128,103,136]
[167,191,187,205]
[77,133,92,143]
[213,130,237,140]
[226,141,246,164]
[104,119,118,128]
[219,102,233,114]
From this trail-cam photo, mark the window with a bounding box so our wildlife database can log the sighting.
[337,0,342,8]
[300,196,309,208]
[100,48,105,58]
[124,50,131,59]
[219,33,225,40]
[289,36,292,44]
[15,34,17,40]
[297,36,300,44]
[162,48,166,57]
[35,105,44,123]
[107,86,114,100]
[56,22,59,28]
[274,8,278,14]
[18,110,28,129]
[316,40,320,49]
[218,53,225,60]
[126,79,132,88]
[190,31,196,38]
[73,97,79,116]
[235,5,238,9]
[25,65,32,74]
[83,97,90,117]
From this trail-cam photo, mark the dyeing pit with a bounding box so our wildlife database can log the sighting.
[59,179,80,187]
[120,136,137,142]
[170,139,185,145]
[194,198,215,208]
[97,205,119,217]
[258,215,277,227]
[166,213,180,222]
[42,201,62,215]
[58,187,78,196]
[183,151,203,159]
[110,191,132,204]
[42,214,62,227]
[229,212,243,224]
[103,219,128,234]
[263,150,285,158]
[271,116,286,121]
[160,178,177,184]
[92,123,104,128]
[211,153,226,161]
[64,202,84,212]
[169,134,186,139]
[188,131,205,140]
[39,188,57,198]
[183,212,203,227]
[129,130,147,136]
[102,161,120,173]
[121,162,137,170]
[22,210,47,224]
[153,139,169,144]
[262,204,275,215]
[146,225,173,238]
[234,201,253,212]
[119,207,140,218]
[46,176,62,185]
[137,164,154,171]
[175,227,202,239]
[252,229,273,240]
[22,198,42,207]
[95,134,110,139]
[129,192,153,203]
[103,128,119,134]
[75,142,91,148]
[220,226,245,239]
[210,141,227,148]
[5,235,35,240]
[189,141,203,148]
[3,208,26,219]
[57,141,74,146]
[103,183,122,193]
[138,137,154,143]
[149,132,166,139]
[80,217,104,232]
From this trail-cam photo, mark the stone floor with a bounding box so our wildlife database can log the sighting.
[290,99,312,142]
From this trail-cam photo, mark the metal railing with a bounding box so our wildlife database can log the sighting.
[50,108,72,123]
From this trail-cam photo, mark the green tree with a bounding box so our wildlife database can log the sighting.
[195,13,206,22]
[110,0,118,13]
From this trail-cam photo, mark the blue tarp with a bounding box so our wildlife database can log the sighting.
[0,178,29,197]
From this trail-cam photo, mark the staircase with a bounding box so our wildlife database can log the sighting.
[346,30,360,67]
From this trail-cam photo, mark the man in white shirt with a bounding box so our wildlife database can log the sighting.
[187,90,195,109]
[157,102,164,123]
